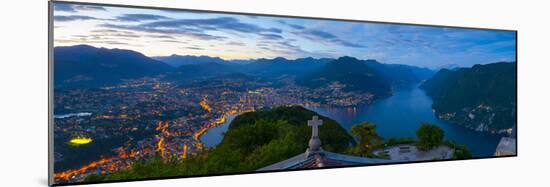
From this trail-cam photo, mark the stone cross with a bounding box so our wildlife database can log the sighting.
[308,116,323,138]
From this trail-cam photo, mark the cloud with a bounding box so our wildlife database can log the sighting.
[276,20,306,30]
[103,41,130,45]
[226,41,246,46]
[276,40,299,49]
[54,15,101,22]
[53,3,107,12]
[111,33,141,38]
[296,29,367,48]
[117,14,171,22]
[55,38,130,46]
[142,17,282,34]
[288,24,305,30]
[99,16,281,41]
[185,47,204,50]
[52,3,514,67]
[147,35,176,39]
[89,29,140,38]
[337,41,367,48]
[260,40,313,57]
[56,29,146,47]
[91,29,135,34]
[90,29,119,33]
[75,5,107,11]
[100,23,227,41]
[260,33,284,40]
[160,40,187,44]
[303,30,337,39]
[54,4,76,12]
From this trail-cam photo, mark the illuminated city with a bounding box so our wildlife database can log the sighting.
[52,2,516,184]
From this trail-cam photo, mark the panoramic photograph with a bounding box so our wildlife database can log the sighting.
[51,2,517,185]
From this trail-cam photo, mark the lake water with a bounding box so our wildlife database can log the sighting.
[200,86,503,157]
[54,112,92,119]
[200,115,237,147]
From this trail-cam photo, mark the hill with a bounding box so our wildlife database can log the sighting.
[363,60,434,85]
[163,57,330,81]
[297,56,392,95]
[85,106,355,181]
[243,57,331,77]
[54,45,173,88]
[161,55,432,86]
[420,62,517,131]
[163,62,240,81]
[154,54,259,67]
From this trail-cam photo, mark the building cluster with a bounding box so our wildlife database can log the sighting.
[54,75,381,183]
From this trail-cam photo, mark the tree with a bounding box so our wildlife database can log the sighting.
[85,106,355,182]
[416,123,444,151]
[444,141,472,159]
[351,122,382,153]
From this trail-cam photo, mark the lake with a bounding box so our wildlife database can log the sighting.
[54,112,92,119]
[200,86,503,157]
[200,115,237,147]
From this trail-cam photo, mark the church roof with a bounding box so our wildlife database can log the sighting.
[257,151,393,171]
[257,115,394,171]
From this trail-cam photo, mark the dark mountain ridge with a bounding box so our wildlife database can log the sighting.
[362,59,434,85]
[297,56,392,95]
[54,45,173,88]
[163,56,332,81]
[54,45,434,90]
[420,62,516,132]
[153,54,226,67]
[296,56,435,96]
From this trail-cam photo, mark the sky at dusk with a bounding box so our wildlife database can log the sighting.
[53,2,516,68]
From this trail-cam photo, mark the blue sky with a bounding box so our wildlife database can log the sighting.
[53,2,516,68]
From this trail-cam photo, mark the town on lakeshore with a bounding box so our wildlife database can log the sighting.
[51,2,517,185]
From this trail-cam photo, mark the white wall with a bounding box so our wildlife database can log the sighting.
[0,0,549,186]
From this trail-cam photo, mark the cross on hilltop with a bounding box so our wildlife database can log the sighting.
[258,115,392,171]
[307,115,323,154]
[308,116,323,138]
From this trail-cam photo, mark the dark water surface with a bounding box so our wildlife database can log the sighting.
[201,86,502,157]
[306,86,502,157]
[200,115,237,147]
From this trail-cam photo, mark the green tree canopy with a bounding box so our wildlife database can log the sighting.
[416,123,444,151]
[85,106,354,182]
[351,122,382,153]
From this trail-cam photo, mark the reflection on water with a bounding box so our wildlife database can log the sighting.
[200,86,502,157]
[306,86,502,157]
[54,112,92,119]
[200,115,237,148]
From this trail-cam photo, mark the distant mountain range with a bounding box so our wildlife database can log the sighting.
[245,57,333,76]
[297,56,434,95]
[361,59,433,86]
[153,54,256,67]
[163,56,433,87]
[297,56,391,95]
[54,45,434,90]
[153,55,226,67]
[54,45,173,88]
[162,56,332,81]
[420,62,517,132]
